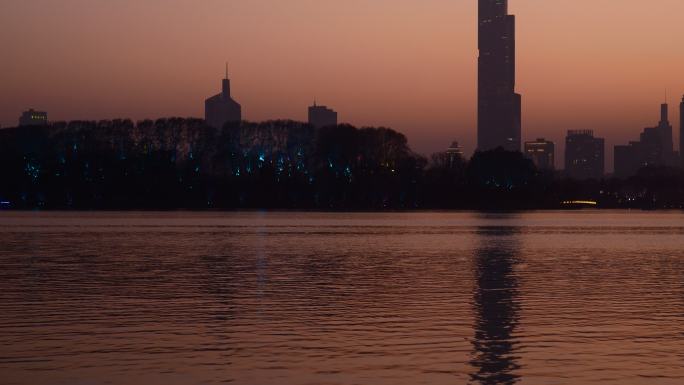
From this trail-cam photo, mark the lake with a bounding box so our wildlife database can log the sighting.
[1,211,683,385]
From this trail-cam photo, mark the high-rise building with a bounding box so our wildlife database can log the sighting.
[446,141,465,168]
[614,142,642,178]
[565,130,605,180]
[639,103,674,166]
[478,0,522,152]
[524,138,555,170]
[205,66,241,129]
[680,95,684,167]
[308,102,337,129]
[18,109,48,127]
[614,102,677,177]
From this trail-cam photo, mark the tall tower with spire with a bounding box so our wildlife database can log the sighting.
[657,101,674,163]
[205,64,242,129]
[477,0,522,152]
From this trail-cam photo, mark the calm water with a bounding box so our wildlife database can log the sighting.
[1,211,684,385]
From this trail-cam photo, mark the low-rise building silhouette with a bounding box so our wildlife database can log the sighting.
[308,102,337,128]
[205,67,241,129]
[19,109,48,127]
[614,102,677,178]
[524,138,555,170]
[565,130,604,180]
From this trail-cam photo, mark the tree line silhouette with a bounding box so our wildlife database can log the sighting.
[0,119,682,210]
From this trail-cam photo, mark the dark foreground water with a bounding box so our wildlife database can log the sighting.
[1,212,684,385]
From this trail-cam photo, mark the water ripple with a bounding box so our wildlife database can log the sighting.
[0,211,683,385]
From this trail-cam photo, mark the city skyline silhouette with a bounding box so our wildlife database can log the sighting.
[2,5,684,383]
[1,0,683,171]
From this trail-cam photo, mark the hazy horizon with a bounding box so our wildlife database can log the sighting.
[1,0,683,170]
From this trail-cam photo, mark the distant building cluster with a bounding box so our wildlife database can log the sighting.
[203,65,339,131]
[8,0,684,181]
[614,102,680,178]
[472,1,682,179]
[518,99,684,180]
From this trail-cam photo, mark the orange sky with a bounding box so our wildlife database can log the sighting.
[1,0,683,170]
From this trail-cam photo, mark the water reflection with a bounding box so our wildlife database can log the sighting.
[470,224,522,385]
[2,212,684,385]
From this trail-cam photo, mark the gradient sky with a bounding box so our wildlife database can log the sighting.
[1,0,683,170]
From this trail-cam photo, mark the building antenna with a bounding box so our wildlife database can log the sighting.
[225,62,228,80]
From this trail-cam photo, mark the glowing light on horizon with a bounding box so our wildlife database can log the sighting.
[561,200,598,206]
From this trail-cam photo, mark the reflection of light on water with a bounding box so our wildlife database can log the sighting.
[470,225,522,385]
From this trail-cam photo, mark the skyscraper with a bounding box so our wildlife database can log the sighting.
[680,95,684,167]
[614,102,677,177]
[658,103,674,158]
[308,102,338,129]
[478,0,522,152]
[446,141,465,168]
[614,142,641,178]
[205,66,241,129]
[524,138,555,170]
[638,103,674,166]
[565,130,605,180]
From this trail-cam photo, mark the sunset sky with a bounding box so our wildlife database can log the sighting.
[1,0,683,170]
